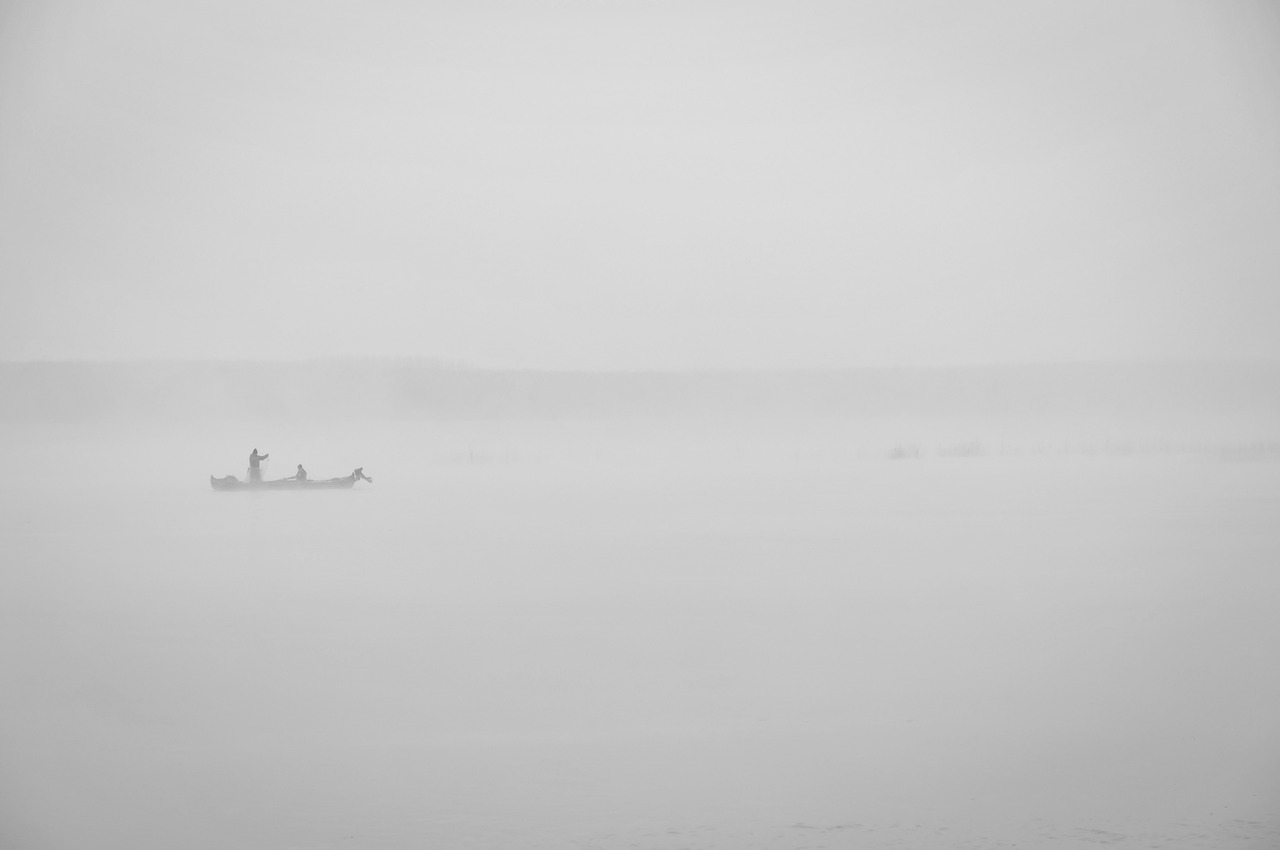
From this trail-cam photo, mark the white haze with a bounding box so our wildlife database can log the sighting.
[1,0,1279,367]
[2,411,1280,848]
[2,2,1280,848]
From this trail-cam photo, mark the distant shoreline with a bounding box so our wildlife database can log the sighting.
[2,360,1279,424]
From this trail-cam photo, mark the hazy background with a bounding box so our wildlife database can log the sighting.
[2,0,1279,368]
[3,2,1280,849]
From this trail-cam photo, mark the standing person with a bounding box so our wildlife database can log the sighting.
[248,448,269,483]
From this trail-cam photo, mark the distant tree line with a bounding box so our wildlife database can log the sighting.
[1,360,1278,424]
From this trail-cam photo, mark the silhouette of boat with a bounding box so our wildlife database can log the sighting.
[210,468,373,491]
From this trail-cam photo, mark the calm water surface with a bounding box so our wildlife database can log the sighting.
[2,422,1277,848]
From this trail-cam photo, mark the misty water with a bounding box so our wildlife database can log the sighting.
[2,420,1277,849]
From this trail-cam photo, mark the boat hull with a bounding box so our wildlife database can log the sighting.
[210,475,358,491]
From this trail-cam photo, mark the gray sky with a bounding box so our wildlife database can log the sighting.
[2,0,1278,369]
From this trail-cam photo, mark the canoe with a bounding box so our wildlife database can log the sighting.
[209,468,373,491]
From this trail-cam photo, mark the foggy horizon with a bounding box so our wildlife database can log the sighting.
[5,357,1280,421]
[6,354,1280,368]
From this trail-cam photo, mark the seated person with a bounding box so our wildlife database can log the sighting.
[290,464,307,481]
